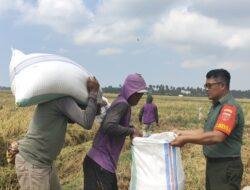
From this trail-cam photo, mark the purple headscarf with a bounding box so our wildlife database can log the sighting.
[120,73,147,100]
[111,73,147,127]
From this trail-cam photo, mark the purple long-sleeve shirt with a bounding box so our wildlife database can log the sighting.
[139,103,158,124]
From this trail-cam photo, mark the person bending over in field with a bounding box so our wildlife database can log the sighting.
[83,73,147,190]
[15,77,100,190]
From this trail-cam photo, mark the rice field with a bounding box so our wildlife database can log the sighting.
[0,91,249,190]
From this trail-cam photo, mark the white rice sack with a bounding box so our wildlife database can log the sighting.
[10,49,93,107]
[130,132,185,190]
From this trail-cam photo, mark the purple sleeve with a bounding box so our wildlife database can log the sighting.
[154,105,159,124]
[139,106,144,123]
[101,103,134,137]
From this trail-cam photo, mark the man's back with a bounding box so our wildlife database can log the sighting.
[18,96,96,166]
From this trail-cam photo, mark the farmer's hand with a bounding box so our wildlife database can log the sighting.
[87,77,100,93]
[130,128,142,139]
[101,100,108,107]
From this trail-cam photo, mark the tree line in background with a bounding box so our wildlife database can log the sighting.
[1,85,250,98]
[102,84,250,99]
[0,86,10,91]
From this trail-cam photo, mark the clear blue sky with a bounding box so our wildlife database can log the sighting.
[1,0,250,90]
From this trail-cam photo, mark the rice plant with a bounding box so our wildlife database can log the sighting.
[0,92,249,189]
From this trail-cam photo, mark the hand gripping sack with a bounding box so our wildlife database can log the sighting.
[130,132,185,190]
[10,49,93,107]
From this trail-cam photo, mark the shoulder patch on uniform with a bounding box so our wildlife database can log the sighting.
[214,104,237,135]
[221,105,236,121]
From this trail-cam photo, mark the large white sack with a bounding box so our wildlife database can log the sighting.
[129,132,185,190]
[10,49,93,107]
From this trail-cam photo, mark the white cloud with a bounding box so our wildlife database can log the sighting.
[72,0,183,46]
[216,61,244,71]
[97,0,177,19]
[2,0,250,50]
[20,0,93,33]
[0,0,93,33]
[181,58,212,69]
[82,0,183,46]
[225,32,250,50]
[74,19,141,45]
[97,47,123,56]
[0,0,13,13]
[0,0,26,14]
[181,56,246,71]
[189,0,250,27]
[151,9,225,47]
[151,9,250,51]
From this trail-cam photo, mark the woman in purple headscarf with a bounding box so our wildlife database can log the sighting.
[83,73,147,190]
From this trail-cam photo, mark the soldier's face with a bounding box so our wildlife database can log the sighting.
[204,78,225,101]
